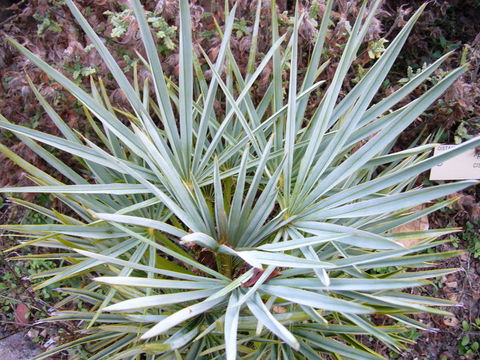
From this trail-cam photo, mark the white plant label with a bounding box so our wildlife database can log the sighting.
[430,144,480,180]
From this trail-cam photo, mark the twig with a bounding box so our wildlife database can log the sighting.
[0,0,26,27]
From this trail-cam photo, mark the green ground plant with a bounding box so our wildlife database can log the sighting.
[0,259,68,318]
[0,207,68,324]
[451,220,480,258]
[33,11,63,36]
[459,319,480,357]
[104,7,177,53]
[0,0,479,359]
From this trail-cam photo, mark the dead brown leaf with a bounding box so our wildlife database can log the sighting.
[443,315,459,327]
[392,205,429,247]
[14,303,29,325]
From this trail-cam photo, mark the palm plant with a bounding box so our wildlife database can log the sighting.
[1,0,479,359]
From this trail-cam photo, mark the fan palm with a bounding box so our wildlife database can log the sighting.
[1,0,479,359]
